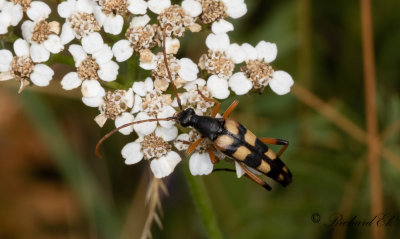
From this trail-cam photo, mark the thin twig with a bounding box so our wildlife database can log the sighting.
[332,157,366,239]
[292,84,400,169]
[360,0,384,238]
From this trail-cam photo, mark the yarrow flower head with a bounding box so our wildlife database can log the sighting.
[148,0,202,38]
[239,41,294,95]
[58,0,101,45]
[0,39,54,93]
[139,52,199,91]
[197,0,247,25]
[94,0,147,35]
[21,17,63,63]
[122,131,181,178]
[0,0,51,34]
[112,14,160,62]
[60,32,119,107]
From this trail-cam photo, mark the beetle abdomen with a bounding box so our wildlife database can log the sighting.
[213,118,292,186]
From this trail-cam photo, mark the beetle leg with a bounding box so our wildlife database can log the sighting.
[186,137,205,154]
[222,100,239,119]
[196,85,221,118]
[209,146,219,164]
[237,161,272,191]
[259,138,289,157]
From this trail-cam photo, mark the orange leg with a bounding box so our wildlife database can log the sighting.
[259,137,289,157]
[186,137,204,154]
[237,162,272,191]
[208,146,219,164]
[222,100,239,119]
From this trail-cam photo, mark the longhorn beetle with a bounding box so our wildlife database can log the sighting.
[96,24,292,191]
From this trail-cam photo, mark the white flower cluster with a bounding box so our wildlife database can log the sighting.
[0,0,293,179]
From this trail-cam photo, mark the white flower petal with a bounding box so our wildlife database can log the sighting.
[76,0,94,14]
[131,94,142,113]
[5,2,23,26]
[0,49,13,72]
[269,71,294,95]
[82,84,105,107]
[148,0,170,14]
[81,79,102,97]
[241,43,257,61]
[130,14,150,28]
[112,40,133,62]
[61,72,82,90]
[0,13,11,34]
[189,153,213,176]
[206,33,230,52]
[93,44,113,65]
[27,1,51,22]
[229,72,252,95]
[94,113,108,127]
[178,58,198,82]
[227,43,246,64]
[14,39,29,57]
[256,41,277,63]
[69,44,87,67]
[60,23,75,45]
[142,77,152,92]
[132,81,147,96]
[223,0,247,19]
[30,43,50,63]
[127,0,148,15]
[122,142,144,165]
[207,75,230,99]
[139,50,156,70]
[104,15,123,35]
[157,106,176,128]
[82,94,105,107]
[182,0,202,17]
[82,32,104,54]
[115,112,135,135]
[98,61,119,82]
[235,161,245,178]
[125,88,134,108]
[165,37,180,54]
[133,112,157,136]
[21,20,34,41]
[150,151,181,178]
[58,0,76,18]
[43,35,64,53]
[211,19,233,34]
[93,5,106,26]
[183,78,206,90]
[155,126,178,141]
[30,64,54,87]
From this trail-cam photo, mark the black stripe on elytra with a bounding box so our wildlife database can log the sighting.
[265,157,286,179]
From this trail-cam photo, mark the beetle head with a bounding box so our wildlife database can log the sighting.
[175,108,195,127]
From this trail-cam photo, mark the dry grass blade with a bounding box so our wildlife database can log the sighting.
[140,177,168,239]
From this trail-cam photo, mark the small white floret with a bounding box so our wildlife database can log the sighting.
[112,40,133,62]
[256,41,277,63]
[211,19,233,34]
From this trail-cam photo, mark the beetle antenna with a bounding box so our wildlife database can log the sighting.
[162,23,183,111]
[95,117,176,158]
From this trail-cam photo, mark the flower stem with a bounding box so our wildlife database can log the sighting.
[184,167,224,239]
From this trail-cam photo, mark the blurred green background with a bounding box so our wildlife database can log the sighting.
[1,0,400,238]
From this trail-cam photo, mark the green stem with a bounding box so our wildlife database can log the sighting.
[184,167,224,239]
